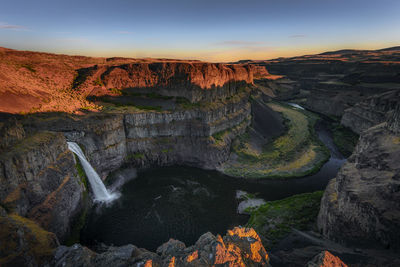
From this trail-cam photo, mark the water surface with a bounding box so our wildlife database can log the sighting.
[81,121,345,251]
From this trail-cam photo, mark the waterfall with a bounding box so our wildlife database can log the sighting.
[67,142,117,202]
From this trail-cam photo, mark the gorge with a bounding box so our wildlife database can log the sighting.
[0,46,399,267]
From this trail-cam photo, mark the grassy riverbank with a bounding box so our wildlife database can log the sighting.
[329,123,359,157]
[246,191,324,249]
[221,101,330,178]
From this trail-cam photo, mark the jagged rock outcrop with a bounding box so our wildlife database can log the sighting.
[341,90,400,134]
[306,251,347,267]
[318,117,400,249]
[0,128,85,241]
[0,117,26,149]
[53,227,270,267]
[0,208,59,267]
[388,100,400,133]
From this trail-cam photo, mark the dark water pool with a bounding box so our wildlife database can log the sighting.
[80,122,346,251]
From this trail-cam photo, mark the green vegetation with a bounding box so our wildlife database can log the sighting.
[126,152,145,160]
[210,118,250,146]
[212,129,227,142]
[329,123,359,157]
[0,214,57,264]
[119,91,174,100]
[145,92,174,100]
[247,191,324,248]
[99,97,163,112]
[108,88,123,95]
[3,132,55,156]
[176,97,201,109]
[92,78,104,87]
[74,155,88,190]
[64,193,89,246]
[100,103,142,113]
[134,105,163,112]
[223,101,330,178]
[161,148,173,153]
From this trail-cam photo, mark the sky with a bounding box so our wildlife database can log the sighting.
[0,0,399,62]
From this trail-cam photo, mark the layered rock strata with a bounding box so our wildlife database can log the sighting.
[21,92,251,178]
[0,123,84,241]
[81,62,255,102]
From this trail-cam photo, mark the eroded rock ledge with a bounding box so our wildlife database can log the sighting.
[53,227,270,267]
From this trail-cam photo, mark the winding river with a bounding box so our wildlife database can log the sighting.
[80,120,346,251]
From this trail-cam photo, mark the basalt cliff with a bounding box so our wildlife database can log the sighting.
[0,47,278,266]
[2,46,400,267]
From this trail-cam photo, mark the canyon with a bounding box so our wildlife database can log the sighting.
[0,46,399,266]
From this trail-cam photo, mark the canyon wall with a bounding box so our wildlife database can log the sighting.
[0,48,274,266]
[21,91,251,179]
[341,90,400,134]
[248,47,400,118]
[0,47,270,113]
[318,101,400,250]
[83,62,255,102]
[0,120,85,241]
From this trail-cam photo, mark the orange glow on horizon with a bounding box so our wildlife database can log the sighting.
[8,41,399,63]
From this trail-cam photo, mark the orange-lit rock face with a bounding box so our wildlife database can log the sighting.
[214,235,246,266]
[144,259,153,267]
[52,227,270,267]
[185,250,198,263]
[224,227,269,264]
[100,62,253,90]
[168,256,176,267]
[307,251,348,267]
[252,65,270,79]
[0,47,258,113]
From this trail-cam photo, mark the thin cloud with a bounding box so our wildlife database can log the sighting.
[215,40,266,46]
[0,22,27,30]
[289,34,306,38]
[116,31,134,34]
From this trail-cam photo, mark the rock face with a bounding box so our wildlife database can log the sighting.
[306,251,348,267]
[0,47,271,113]
[20,91,251,178]
[53,227,270,267]
[0,122,85,241]
[84,62,255,102]
[0,209,59,267]
[318,116,400,249]
[341,90,400,134]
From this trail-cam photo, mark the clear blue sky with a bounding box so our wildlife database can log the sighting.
[1,0,399,61]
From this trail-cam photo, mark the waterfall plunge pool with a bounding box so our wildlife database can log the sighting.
[79,121,345,252]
